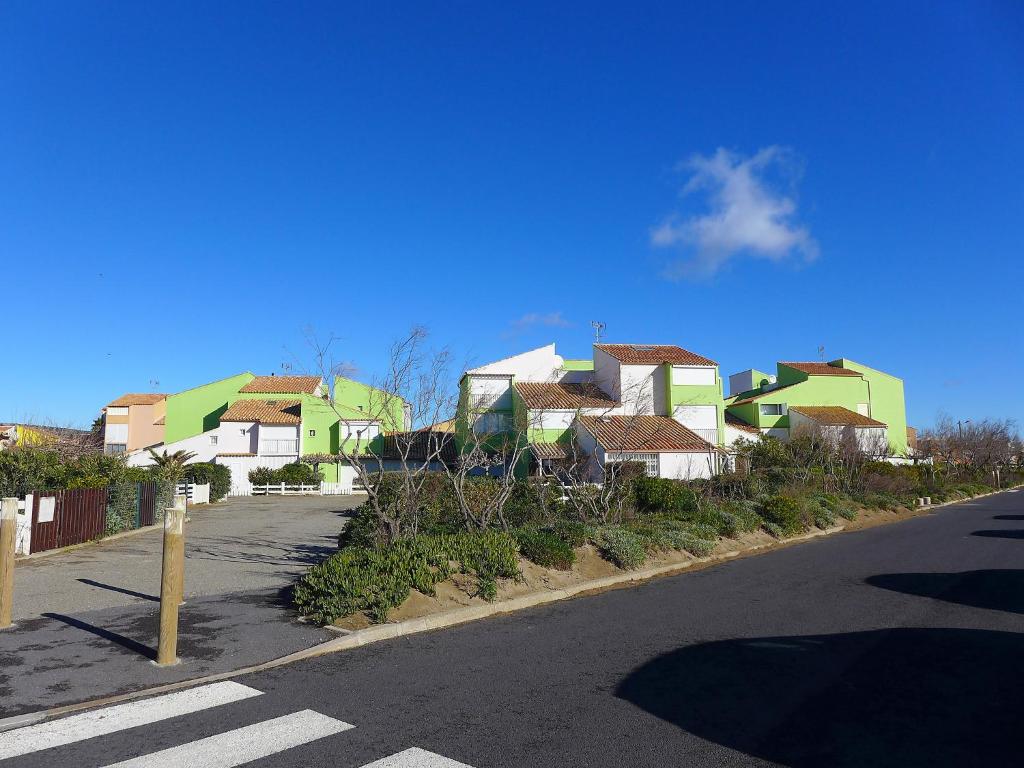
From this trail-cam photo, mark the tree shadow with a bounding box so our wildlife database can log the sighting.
[616,628,1023,767]
[971,530,1024,540]
[865,570,1024,614]
[41,613,156,661]
[78,578,159,602]
[992,515,1024,520]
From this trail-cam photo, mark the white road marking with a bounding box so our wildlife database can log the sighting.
[360,747,477,767]
[0,681,262,760]
[102,710,353,767]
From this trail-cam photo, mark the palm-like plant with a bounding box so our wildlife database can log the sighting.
[147,448,197,485]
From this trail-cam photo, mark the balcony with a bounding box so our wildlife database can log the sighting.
[688,428,720,445]
[259,439,298,455]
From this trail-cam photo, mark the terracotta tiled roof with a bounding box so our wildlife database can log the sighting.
[531,442,573,460]
[220,399,302,424]
[594,344,717,367]
[789,406,886,428]
[725,412,760,434]
[779,362,860,377]
[238,376,322,394]
[728,382,802,405]
[514,381,618,410]
[107,393,167,407]
[576,415,715,453]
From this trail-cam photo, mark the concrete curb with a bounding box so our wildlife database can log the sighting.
[4,486,1019,728]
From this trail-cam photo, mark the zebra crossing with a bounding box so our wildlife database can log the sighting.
[0,681,475,767]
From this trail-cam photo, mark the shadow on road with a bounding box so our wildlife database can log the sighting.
[971,530,1024,540]
[78,578,159,602]
[41,613,156,661]
[865,570,1024,614]
[616,627,1023,767]
[992,514,1024,520]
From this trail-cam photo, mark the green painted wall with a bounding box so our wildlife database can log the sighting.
[726,376,869,432]
[833,358,908,454]
[163,372,254,444]
[665,365,726,445]
[562,359,594,371]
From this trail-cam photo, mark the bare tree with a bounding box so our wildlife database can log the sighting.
[305,327,458,541]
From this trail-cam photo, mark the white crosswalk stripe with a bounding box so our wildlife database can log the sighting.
[101,709,353,767]
[0,681,262,761]
[360,747,477,767]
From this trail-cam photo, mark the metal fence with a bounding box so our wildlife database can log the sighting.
[28,487,109,553]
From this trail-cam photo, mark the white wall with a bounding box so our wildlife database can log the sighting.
[466,344,565,382]
[593,348,622,403]
[658,451,715,480]
[536,410,575,430]
[620,364,660,415]
[572,421,605,482]
[728,370,757,397]
[128,428,221,465]
[672,366,716,386]
[217,422,257,454]
[724,424,759,449]
[673,404,717,430]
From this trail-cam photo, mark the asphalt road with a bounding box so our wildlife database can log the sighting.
[0,495,362,716]
[4,490,1023,767]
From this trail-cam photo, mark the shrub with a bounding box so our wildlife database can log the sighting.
[758,494,806,536]
[182,462,231,501]
[275,462,322,485]
[514,527,575,570]
[718,500,763,533]
[249,466,276,485]
[552,519,594,548]
[763,521,785,538]
[810,504,837,530]
[338,502,385,549]
[105,480,138,536]
[595,526,648,569]
[294,530,520,625]
[632,476,697,516]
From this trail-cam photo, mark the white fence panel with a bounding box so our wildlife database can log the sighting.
[15,494,32,555]
[319,481,353,496]
[229,481,253,498]
[174,482,211,504]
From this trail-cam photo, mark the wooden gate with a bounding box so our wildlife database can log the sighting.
[30,487,109,553]
[137,481,158,528]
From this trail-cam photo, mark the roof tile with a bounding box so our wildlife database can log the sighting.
[220,399,302,424]
[577,414,715,453]
[238,376,322,394]
[779,362,861,377]
[107,393,167,407]
[594,344,717,367]
[514,381,618,410]
[789,406,886,428]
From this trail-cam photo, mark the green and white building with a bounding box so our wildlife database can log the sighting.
[127,372,406,494]
[725,359,909,455]
[458,343,727,480]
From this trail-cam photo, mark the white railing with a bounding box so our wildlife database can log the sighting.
[251,482,322,496]
[320,480,353,496]
[258,439,299,455]
[689,428,719,445]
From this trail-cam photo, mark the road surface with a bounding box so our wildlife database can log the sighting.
[2,490,1022,767]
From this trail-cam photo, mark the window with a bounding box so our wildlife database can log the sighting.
[611,452,659,477]
[759,403,786,417]
[106,406,129,417]
[209,435,218,445]
[239,428,246,435]
[472,411,511,434]
[309,429,316,437]
[104,443,127,455]
[259,439,299,455]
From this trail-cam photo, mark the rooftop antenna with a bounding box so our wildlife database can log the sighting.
[817,345,825,361]
[149,379,160,391]
[280,362,293,374]
[591,321,606,343]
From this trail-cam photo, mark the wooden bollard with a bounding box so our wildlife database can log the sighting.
[0,497,16,629]
[156,500,185,666]
[173,494,186,606]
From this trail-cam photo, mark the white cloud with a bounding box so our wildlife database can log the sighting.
[652,146,818,279]
[504,311,571,337]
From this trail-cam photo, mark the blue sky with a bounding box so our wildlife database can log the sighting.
[2,1,1022,430]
